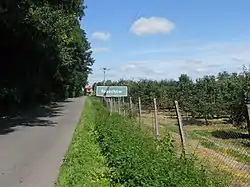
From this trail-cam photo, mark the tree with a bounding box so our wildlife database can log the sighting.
[101,67,250,134]
[0,0,94,114]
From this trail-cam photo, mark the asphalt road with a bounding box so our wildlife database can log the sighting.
[0,97,85,187]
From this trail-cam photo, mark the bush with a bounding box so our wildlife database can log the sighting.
[92,99,228,187]
[56,99,110,187]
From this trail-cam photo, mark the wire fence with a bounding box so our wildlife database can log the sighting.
[100,96,250,187]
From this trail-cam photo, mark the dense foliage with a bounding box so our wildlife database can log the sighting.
[57,99,110,187]
[93,99,228,187]
[0,0,94,114]
[96,68,250,131]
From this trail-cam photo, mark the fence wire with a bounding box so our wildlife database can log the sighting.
[101,96,250,187]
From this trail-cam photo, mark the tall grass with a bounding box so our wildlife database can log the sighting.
[56,99,110,187]
[93,99,229,187]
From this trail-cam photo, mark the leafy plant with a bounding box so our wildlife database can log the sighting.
[57,99,110,187]
[91,99,229,187]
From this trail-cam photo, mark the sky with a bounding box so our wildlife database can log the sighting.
[81,0,250,84]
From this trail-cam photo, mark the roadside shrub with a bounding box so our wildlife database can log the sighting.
[57,99,110,187]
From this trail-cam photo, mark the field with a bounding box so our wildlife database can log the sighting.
[139,110,250,187]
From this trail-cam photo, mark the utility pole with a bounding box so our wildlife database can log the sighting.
[101,68,110,85]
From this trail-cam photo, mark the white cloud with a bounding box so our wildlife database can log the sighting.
[121,64,137,71]
[123,41,250,80]
[179,60,222,75]
[132,41,250,56]
[91,47,110,53]
[91,31,110,41]
[130,17,175,36]
[118,59,241,81]
[88,41,250,84]
[120,61,170,79]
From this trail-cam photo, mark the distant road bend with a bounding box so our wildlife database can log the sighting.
[0,97,85,187]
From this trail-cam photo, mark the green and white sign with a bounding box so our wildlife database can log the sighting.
[96,86,128,97]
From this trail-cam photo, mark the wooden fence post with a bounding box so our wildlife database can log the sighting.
[246,104,250,136]
[118,98,121,114]
[114,98,117,113]
[115,98,118,113]
[138,97,142,123]
[129,97,133,117]
[174,101,187,156]
[153,98,159,140]
[122,97,125,116]
[110,98,113,113]
[105,97,108,110]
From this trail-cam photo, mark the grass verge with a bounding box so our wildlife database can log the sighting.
[57,98,229,187]
[93,99,229,187]
[56,98,110,187]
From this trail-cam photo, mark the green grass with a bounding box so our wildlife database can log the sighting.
[181,129,250,164]
[93,100,229,187]
[57,98,230,187]
[162,121,250,165]
[189,131,250,164]
[56,98,110,187]
[201,141,250,164]
[162,122,179,133]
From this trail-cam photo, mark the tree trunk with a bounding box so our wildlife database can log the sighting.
[205,116,209,126]
[245,104,250,137]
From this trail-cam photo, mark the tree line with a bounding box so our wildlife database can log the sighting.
[0,0,94,115]
[94,67,250,132]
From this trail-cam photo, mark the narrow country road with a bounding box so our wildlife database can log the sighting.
[0,97,85,187]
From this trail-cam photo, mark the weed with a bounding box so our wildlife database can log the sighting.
[92,99,229,187]
[56,99,110,187]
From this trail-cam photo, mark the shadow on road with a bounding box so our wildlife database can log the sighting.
[0,100,72,135]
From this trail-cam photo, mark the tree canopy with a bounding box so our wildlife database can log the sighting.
[97,68,250,132]
[0,0,94,114]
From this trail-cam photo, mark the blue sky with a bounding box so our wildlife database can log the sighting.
[81,0,250,84]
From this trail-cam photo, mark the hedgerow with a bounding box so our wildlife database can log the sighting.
[57,99,110,187]
[92,99,228,187]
